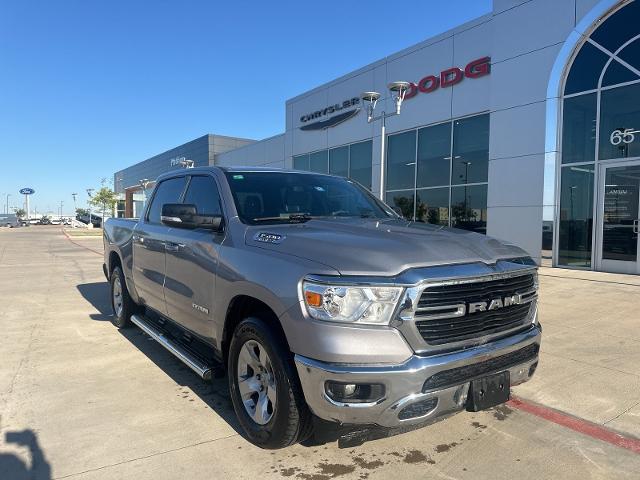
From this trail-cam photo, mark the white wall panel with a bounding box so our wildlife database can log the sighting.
[489,101,546,160]
[487,154,545,207]
[486,205,543,261]
[491,0,574,62]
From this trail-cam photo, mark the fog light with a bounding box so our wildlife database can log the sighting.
[325,381,385,403]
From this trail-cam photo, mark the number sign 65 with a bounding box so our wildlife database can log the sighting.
[610,128,637,146]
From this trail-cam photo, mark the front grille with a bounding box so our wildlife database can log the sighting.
[422,343,539,392]
[415,273,536,345]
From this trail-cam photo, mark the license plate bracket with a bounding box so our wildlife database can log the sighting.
[466,371,510,412]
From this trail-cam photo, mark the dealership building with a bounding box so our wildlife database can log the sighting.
[114,0,640,275]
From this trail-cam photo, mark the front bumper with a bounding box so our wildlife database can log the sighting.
[295,325,540,428]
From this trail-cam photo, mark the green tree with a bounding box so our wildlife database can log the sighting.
[15,208,26,218]
[89,186,117,223]
[75,207,89,217]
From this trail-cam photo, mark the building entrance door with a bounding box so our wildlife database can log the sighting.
[596,161,640,274]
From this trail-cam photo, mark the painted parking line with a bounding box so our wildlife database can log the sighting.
[508,396,640,455]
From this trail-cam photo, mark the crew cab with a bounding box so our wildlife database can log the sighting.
[103,166,541,449]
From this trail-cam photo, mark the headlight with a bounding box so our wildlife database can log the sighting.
[302,281,403,325]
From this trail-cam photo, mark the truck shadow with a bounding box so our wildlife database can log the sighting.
[117,327,243,435]
[76,282,112,321]
[0,429,52,480]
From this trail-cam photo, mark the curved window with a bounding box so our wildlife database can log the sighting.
[557,1,640,268]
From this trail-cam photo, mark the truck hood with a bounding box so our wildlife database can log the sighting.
[244,217,529,276]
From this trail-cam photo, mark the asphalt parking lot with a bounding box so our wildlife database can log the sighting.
[1,227,640,479]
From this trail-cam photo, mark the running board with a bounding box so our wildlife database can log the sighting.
[131,314,213,381]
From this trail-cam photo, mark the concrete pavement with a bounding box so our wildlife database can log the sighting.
[1,226,639,479]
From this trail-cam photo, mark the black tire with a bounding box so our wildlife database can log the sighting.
[228,317,312,449]
[110,266,137,329]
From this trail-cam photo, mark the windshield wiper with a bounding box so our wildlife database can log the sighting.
[252,214,313,224]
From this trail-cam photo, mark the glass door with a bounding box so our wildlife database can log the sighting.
[597,161,640,274]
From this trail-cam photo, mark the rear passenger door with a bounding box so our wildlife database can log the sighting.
[163,174,225,341]
[132,176,187,315]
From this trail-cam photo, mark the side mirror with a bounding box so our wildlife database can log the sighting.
[161,203,223,231]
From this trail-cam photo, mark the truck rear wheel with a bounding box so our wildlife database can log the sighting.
[228,317,312,449]
[110,266,136,329]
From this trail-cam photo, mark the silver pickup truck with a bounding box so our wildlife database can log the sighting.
[103,166,541,449]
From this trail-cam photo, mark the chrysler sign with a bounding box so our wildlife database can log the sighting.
[298,57,490,131]
[299,97,360,131]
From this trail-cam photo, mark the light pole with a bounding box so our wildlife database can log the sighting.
[360,81,411,201]
[6,193,10,214]
[72,193,77,218]
[59,200,64,220]
[86,188,94,226]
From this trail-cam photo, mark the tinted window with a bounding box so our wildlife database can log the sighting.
[417,122,451,188]
[293,154,309,171]
[618,38,640,71]
[309,150,328,173]
[387,130,416,190]
[599,83,640,160]
[558,165,594,267]
[416,187,449,225]
[451,115,489,185]
[564,42,610,95]
[329,146,349,177]
[146,177,187,224]
[562,93,597,164]
[183,176,222,215]
[450,184,487,234]
[385,190,414,220]
[602,58,639,87]
[590,1,640,54]
[349,140,372,190]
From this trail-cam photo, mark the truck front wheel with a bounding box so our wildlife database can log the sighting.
[110,266,136,329]
[228,317,312,449]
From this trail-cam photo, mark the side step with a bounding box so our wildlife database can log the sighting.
[131,314,213,381]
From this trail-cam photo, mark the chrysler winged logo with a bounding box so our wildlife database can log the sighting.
[467,293,523,314]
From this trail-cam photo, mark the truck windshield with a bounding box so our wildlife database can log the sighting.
[225,171,395,224]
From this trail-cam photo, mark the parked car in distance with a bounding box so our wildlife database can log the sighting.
[0,214,22,228]
[103,167,541,449]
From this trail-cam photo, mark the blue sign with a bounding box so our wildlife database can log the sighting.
[19,188,35,195]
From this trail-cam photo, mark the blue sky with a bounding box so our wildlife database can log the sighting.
[0,0,491,215]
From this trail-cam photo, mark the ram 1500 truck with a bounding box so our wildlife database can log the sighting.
[103,166,541,449]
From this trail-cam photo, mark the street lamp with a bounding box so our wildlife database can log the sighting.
[5,193,10,214]
[86,188,94,226]
[360,81,412,200]
[72,193,77,217]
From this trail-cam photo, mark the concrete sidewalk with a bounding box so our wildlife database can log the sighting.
[516,266,640,438]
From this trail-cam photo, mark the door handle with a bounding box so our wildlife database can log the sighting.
[164,242,184,252]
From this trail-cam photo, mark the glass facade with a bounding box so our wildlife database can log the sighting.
[557,1,640,269]
[386,114,489,233]
[293,140,373,190]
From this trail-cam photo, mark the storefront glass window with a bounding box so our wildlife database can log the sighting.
[558,166,594,267]
[451,115,489,185]
[329,146,348,178]
[564,42,610,95]
[416,188,449,225]
[561,93,597,164]
[450,184,487,234]
[599,83,640,160]
[386,130,416,190]
[602,59,639,87]
[618,38,640,71]
[349,141,373,190]
[590,0,640,53]
[386,190,414,219]
[417,122,451,188]
[293,154,309,171]
[309,150,328,173]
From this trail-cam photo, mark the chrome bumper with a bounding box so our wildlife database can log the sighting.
[294,325,541,428]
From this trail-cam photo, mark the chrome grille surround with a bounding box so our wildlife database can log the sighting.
[395,267,538,354]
